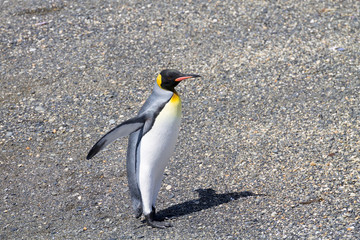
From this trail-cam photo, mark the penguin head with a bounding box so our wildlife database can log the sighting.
[157,69,201,92]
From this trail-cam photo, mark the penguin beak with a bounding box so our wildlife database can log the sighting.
[175,74,201,82]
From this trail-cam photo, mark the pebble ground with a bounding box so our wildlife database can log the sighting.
[1,0,359,239]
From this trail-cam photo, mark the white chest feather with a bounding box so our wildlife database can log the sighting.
[139,96,181,173]
[137,94,182,214]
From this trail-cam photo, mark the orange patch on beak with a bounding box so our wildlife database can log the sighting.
[175,76,194,82]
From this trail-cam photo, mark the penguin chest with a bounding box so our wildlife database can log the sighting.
[138,94,182,177]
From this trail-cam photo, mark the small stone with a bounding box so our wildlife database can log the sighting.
[49,117,56,123]
[6,132,13,137]
[35,106,45,113]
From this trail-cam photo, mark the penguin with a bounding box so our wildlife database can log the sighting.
[87,69,201,228]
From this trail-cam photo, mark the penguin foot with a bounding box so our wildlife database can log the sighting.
[145,215,172,229]
[134,207,142,219]
[135,211,142,219]
[145,211,171,229]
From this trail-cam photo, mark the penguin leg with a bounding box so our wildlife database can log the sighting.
[133,200,142,218]
[127,174,143,218]
[151,206,163,221]
[145,207,171,229]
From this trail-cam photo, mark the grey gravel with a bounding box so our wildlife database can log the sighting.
[34,106,45,113]
[1,0,359,239]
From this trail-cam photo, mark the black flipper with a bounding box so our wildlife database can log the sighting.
[86,116,146,159]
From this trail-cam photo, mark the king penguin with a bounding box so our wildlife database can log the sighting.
[87,69,201,228]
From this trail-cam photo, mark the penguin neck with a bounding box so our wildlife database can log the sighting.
[152,82,181,109]
[150,82,182,117]
[153,81,177,97]
[170,90,180,104]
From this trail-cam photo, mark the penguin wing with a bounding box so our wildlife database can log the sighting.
[86,116,146,159]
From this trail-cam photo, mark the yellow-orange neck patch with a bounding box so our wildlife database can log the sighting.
[156,74,162,88]
[169,91,182,117]
[170,91,180,104]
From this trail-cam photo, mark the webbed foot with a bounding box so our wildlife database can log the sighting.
[144,208,171,229]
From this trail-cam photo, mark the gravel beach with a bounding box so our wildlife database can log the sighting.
[1,0,359,239]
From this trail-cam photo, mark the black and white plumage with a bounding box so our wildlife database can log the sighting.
[87,69,200,228]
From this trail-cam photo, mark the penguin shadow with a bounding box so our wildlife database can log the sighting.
[156,188,265,220]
